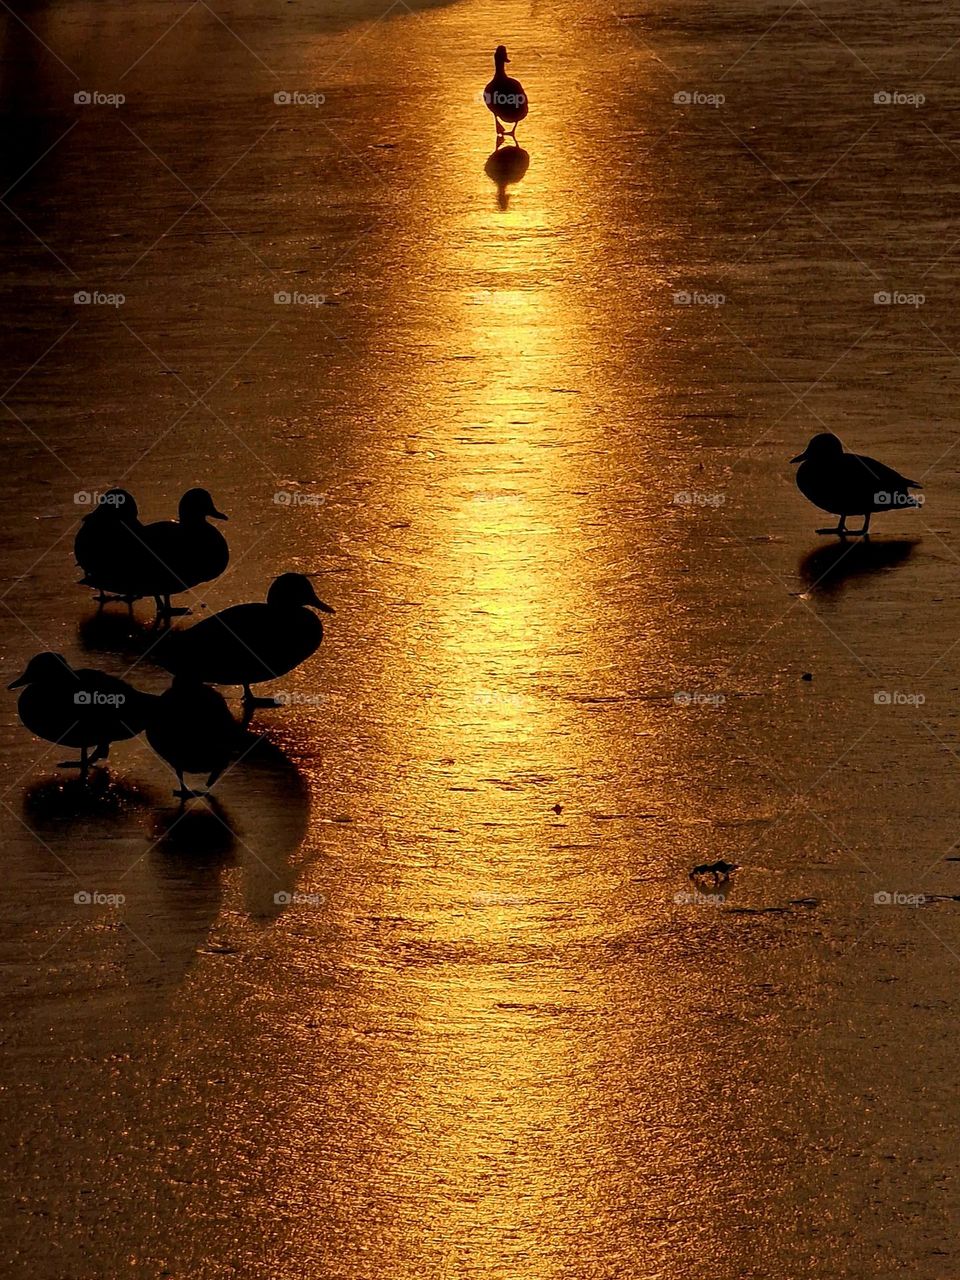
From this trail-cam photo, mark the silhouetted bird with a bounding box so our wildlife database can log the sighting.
[484,45,528,145]
[8,652,156,780]
[74,489,147,606]
[153,573,334,709]
[137,487,229,617]
[146,676,239,800]
[485,144,529,209]
[791,433,922,537]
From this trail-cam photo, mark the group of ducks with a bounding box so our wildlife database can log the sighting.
[9,487,334,799]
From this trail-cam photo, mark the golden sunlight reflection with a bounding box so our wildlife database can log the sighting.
[242,12,738,1279]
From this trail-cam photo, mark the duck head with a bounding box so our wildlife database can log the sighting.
[8,652,74,689]
[179,487,228,523]
[494,45,510,68]
[791,432,844,465]
[266,573,335,614]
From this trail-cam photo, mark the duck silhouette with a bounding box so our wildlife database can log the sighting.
[484,144,529,209]
[484,45,528,145]
[136,487,229,618]
[146,676,240,800]
[74,489,148,606]
[8,652,157,781]
[152,573,334,710]
[790,432,923,537]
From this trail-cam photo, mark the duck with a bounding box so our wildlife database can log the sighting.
[790,432,923,537]
[8,652,157,780]
[74,489,148,605]
[145,676,240,800]
[483,46,528,144]
[136,487,229,617]
[152,573,334,709]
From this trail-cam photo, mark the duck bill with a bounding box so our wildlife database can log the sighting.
[211,509,228,521]
[8,671,28,689]
[309,591,335,614]
[790,451,807,464]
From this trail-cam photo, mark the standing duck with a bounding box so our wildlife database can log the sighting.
[146,676,239,800]
[483,46,528,145]
[74,489,147,606]
[790,433,923,537]
[8,652,156,781]
[152,573,334,709]
[137,487,229,617]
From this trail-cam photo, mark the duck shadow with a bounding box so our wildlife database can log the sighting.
[800,538,918,595]
[23,769,156,828]
[228,730,312,923]
[77,608,168,663]
[485,143,530,210]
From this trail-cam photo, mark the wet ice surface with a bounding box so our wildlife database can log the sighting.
[2,0,960,1276]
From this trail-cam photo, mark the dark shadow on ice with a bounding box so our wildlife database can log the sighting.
[232,730,312,923]
[485,144,530,210]
[800,538,918,595]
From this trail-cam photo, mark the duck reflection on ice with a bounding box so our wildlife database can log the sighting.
[485,143,530,210]
[800,538,917,595]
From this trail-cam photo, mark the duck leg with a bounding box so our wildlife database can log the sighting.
[58,744,91,781]
[155,594,191,619]
[242,684,283,710]
[816,514,849,537]
[173,768,207,801]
